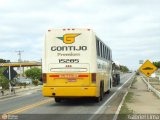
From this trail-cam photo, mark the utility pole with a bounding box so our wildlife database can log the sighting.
[16,50,24,62]
[16,50,24,80]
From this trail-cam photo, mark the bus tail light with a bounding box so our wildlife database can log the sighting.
[49,75,59,78]
[92,73,96,83]
[48,74,89,79]
[42,73,47,83]
[78,75,88,78]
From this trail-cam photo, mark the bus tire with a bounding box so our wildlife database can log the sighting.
[117,74,120,85]
[110,79,112,88]
[55,98,61,103]
[95,81,104,102]
[106,90,110,94]
[95,96,101,102]
[100,82,104,101]
[107,80,111,94]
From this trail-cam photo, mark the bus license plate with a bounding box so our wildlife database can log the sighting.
[68,79,76,82]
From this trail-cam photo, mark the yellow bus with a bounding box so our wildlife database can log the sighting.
[42,28,112,102]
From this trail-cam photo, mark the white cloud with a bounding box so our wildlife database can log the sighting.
[0,0,160,69]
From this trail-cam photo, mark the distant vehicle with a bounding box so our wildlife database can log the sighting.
[16,77,32,84]
[42,28,112,102]
[112,62,120,86]
[128,71,132,73]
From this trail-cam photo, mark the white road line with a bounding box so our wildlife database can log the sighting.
[113,75,134,120]
[112,92,128,120]
[88,73,135,120]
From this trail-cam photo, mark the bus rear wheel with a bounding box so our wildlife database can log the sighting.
[95,96,101,102]
[95,82,104,102]
[100,82,104,101]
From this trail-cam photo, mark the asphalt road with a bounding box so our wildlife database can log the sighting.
[0,73,135,120]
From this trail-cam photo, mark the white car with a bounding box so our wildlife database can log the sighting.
[16,78,32,84]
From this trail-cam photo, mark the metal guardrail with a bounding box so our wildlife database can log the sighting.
[141,76,160,98]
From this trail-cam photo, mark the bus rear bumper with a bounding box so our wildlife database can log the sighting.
[42,86,97,97]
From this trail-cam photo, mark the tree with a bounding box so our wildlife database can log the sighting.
[120,65,129,73]
[153,61,160,68]
[25,67,42,85]
[0,67,9,89]
[0,59,10,63]
[0,58,11,89]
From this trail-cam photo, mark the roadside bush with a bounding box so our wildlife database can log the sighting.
[0,67,9,89]
[32,80,39,86]
[17,83,27,88]
[0,76,9,89]
[25,67,42,86]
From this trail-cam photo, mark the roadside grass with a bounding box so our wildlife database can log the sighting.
[149,77,159,82]
[146,77,160,94]
[117,92,134,120]
[117,77,137,120]
[149,77,160,86]
[142,76,160,99]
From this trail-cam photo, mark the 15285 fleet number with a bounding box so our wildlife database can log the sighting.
[59,59,79,63]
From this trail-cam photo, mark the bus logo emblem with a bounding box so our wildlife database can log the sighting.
[57,33,80,44]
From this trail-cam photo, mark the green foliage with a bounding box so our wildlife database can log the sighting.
[0,59,10,63]
[118,92,134,120]
[25,67,42,81]
[32,80,39,86]
[0,58,11,89]
[0,67,9,89]
[120,65,129,73]
[153,61,160,68]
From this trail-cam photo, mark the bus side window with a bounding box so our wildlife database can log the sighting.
[102,44,104,59]
[98,63,101,69]
[96,39,100,57]
[103,44,105,59]
[106,48,108,60]
[108,49,110,60]
[100,42,102,58]
[105,47,107,60]
[110,51,112,61]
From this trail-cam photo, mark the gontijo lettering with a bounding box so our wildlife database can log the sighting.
[51,46,87,51]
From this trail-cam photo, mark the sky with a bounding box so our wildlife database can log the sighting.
[0,0,160,70]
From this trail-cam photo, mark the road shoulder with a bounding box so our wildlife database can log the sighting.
[117,75,160,120]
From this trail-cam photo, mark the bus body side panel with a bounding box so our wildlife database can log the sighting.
[96,45,112,95]
[96,59,111,95]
